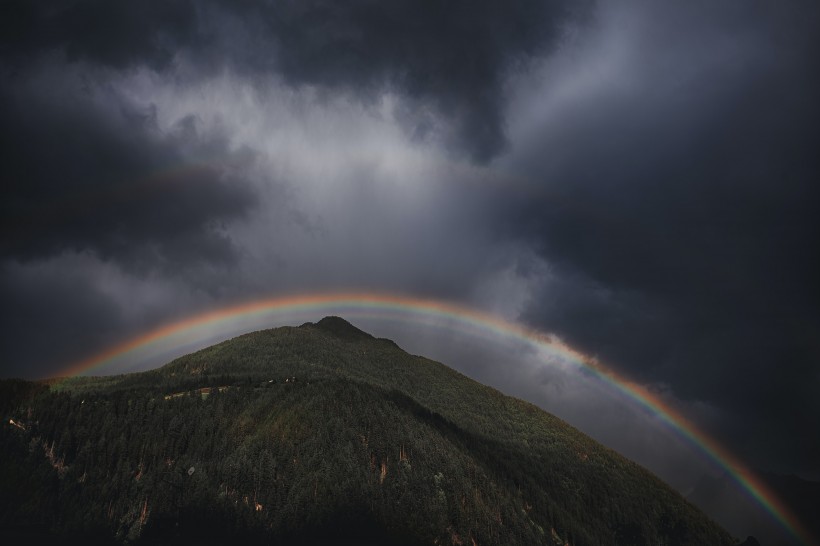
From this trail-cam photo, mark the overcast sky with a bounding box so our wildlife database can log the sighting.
[2,1,818,543]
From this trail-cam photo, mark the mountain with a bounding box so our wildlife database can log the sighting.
[1,317,741,545]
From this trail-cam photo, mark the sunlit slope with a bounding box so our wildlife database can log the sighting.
[3,317,737,545]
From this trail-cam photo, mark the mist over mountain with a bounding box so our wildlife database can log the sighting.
[1,317,744,545]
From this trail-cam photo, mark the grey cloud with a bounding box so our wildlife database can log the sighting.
[498,1,820,475]
[0,0,199,70]
[245,0,591,161]
[0,259,126,378]
[0,67,257,273]
[1,0,591,161]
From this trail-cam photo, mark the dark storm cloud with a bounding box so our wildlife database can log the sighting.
[1,0,590,162]
[241,0,590,161]
[504,1,820,475]
[0,259,126,379]
[0,69,256,272]
[0,2,265,379]
[0,0,199,70]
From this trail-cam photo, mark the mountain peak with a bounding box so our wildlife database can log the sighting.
[311,316,374,341]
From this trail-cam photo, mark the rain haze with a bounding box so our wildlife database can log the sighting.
[2,1,818,544]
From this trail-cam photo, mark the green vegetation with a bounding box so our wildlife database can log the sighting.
[0,317,738,545]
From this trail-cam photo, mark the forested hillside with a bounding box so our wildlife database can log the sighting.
[1,317,738,545]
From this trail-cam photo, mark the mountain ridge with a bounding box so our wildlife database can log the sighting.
[1,317,741,545]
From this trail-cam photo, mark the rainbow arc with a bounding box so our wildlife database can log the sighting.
[59,292,812,545]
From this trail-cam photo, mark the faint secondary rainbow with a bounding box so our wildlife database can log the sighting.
[59,292,811,545]
[9,162,219,241]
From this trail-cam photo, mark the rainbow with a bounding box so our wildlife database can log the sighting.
[59,292,812,545]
